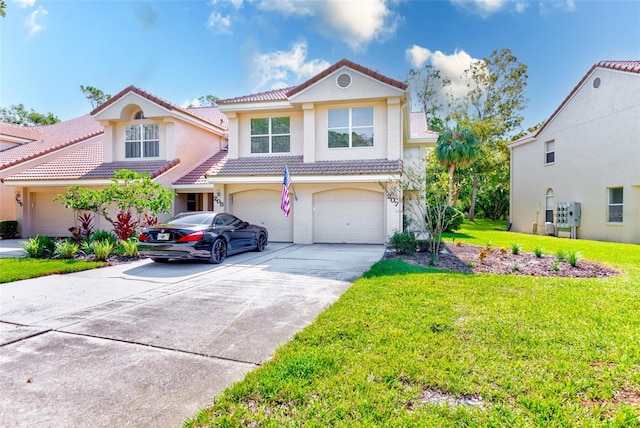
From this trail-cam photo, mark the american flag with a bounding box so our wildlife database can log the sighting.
[281,166,291,217]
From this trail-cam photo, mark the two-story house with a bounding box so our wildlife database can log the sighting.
[3,59,435,244]
[175,59,428,244]
[509,60,640,244]
[2,86,227,237]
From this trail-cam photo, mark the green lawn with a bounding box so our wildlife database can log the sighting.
[186,220,640,427]
[0,258,106,283]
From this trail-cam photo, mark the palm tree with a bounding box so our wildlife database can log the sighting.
[435,124,480,206]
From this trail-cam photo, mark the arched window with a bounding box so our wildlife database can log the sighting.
[134,110,145,120]
[545,189,555,223]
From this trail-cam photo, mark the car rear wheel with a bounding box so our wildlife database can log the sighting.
[255,232,267,252]
[209,239,227,264]
[151,258,169,263]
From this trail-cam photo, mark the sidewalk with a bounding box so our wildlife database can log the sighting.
[0,239,26,258]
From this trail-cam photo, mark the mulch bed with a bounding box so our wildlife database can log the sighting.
[386,242,622,278]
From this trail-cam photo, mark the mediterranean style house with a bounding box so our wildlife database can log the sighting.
[1,59,436,244]
[509,60,640,244]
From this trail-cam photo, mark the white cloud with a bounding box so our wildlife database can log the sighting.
[181,98,201,108]
[256,0,400,51]
[25,6,47,37]
[206,11,232,34]
[406,45,432,69]
[250,41,331,91]
[515,1,528,13]
[540,0,576,14]
[209,0,244,9]
[450,0,508,18]
[14,0,36,8]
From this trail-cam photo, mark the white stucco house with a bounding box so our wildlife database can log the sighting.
[1,59,436,243]
[509,60,640,244]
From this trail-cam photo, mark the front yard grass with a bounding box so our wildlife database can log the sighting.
[186,220,640,427]
[0,258,106,283]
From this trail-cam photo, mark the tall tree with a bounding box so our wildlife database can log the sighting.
[0,0,6,18]
[0,104,60,126]
[449,48,529,220]
[187,95,219,108]
[435,124,480,206]
[80,85,112,109]
[407,64,450,132]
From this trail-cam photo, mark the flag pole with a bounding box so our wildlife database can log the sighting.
[286,164,298,201]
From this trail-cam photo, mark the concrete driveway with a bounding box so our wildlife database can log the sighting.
[0,243,384,427]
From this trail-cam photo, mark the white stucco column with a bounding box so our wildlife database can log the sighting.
[387,97,401,160]
[100,122,113,162]
[163,119,175,160]
[302,103,315,163]
[226,113,239,160]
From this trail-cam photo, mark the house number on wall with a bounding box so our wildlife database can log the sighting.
[386,192,399,206]
[213,195,224,208]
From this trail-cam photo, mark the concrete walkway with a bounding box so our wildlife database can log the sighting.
[0,239,26,258]
[0,243,384,427]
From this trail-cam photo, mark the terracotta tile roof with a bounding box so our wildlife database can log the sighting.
[0,115,103,171]
[4,139,180,182]
[410,111,439,138]
[187,153,402,180]
[174,151,226,185]
[526,59,640,139]
[186,106,228,129]
[218,87,295,105]
[91,85,227,130]
[287,58,407,97]
[0,122,42,141]
[218,59,407,105]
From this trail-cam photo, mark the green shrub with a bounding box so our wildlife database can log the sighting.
[54,240,79,259]
[567,250,582,267]
[0,220,19,239]
[92,240,114,261]
[387,230,417,256]
[119,238,139,258]
[511,242,522,255]
[534,246,545,258]
[555,249,567,262]
[91,230,117,247]
[21,235,56,258]
[427,206,464,232]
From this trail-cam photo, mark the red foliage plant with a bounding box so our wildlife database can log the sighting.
[113,210,139,240]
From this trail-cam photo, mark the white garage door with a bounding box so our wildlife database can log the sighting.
[314,189,384,244]
[232,190,293,242]
[34,193,75,237]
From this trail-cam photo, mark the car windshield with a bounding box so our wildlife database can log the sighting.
[167,213,214,225]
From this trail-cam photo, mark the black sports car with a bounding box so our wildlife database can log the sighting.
[138,212,268,264]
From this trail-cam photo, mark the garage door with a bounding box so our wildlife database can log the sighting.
[34,193,75,237]
[232,190,293,242]
[314,189,384,244]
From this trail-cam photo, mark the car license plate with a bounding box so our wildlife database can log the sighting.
[157,233,170,241]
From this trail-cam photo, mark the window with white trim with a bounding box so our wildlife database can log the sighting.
[545,140,555,164]
[328,107,373,148]
[125,124,159,158]
[545,189,555,223]
[250,117,290,153]
[608,187,623,223]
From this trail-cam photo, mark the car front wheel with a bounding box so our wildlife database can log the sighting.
[209,239,227,264]
[255,232,267,252]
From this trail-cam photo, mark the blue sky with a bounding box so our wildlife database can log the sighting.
[1,0,638,132]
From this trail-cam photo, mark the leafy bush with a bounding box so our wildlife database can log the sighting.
[427,205,464,232]
[92,240,114,261]
[387,230,417,256]
[567,250,582,267]
[54,240,79,259]
[511,242,522,255]
[0,220,19,239]
[534,246,545,258]
[21,235,56,258]
[555,249,567,262]
[113,210,139,241]
[69,212,94,242]
[91,230,117,247]
[119,238,139,258]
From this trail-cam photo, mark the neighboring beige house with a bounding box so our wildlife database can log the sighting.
[2,59,435,244]
[2,86,227,237]
[509,60,640,244]
[175,59,436,244]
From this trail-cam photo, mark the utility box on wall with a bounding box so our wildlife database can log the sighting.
[556,201,581,228]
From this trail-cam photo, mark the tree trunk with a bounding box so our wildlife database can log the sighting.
[447,164,455,206]
[468,174,478,220]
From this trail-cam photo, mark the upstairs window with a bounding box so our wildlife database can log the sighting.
[328,107,373,148]
[545,140,555,164]
[608,187,623,223]
[125,124,159,158]
[250,117,290,153]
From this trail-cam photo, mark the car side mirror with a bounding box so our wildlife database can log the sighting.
[243,221,249,228]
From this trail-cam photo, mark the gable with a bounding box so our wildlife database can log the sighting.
[288,65,406,104]
[92,91,174,122]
